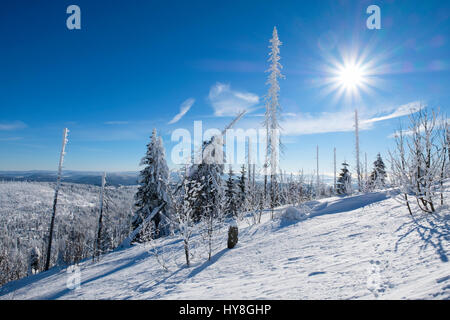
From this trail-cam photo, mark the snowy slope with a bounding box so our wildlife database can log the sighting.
[1,189,449,300]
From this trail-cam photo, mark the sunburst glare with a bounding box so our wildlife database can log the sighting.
[317,47,386,105]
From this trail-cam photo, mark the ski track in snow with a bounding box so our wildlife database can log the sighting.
[1,189,449,300]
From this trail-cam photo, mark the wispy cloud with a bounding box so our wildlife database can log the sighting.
[388,116,449,138]
[0,137,23,141]
[281,101,423,136]
[0,121,27,131]
[208,83,259,116]
[363,101,425,124]
[387,130,414,139]
[104,121,130,125]
[194,59,263,73]
[168,98,195,124]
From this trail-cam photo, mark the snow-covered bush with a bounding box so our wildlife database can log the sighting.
[280,206,308,223]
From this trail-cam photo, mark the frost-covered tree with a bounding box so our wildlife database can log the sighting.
[93,172,106,262]
[389,128,413,215]
[337,161,352,195]
[173,169,201,267]
[407,109,445,213]
[354,110,362,192]
[27,246,41,276]
[237,165,248,216]
[190,137,225,260]
[439,119,449,205]
[389,108,447,214]
[225,166,238,218]
[132,129,172,242]
[369,153,387,190]
[45,128,69,271]
[264,26,284,214]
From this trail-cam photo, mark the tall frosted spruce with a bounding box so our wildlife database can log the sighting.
[265,26,284,216]
[132,129,172,242]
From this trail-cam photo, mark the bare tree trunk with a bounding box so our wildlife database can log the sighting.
[404,193,412,215]
[333,147,336,193]
[355,110,361,192]
[45,128,69,271]
[184,240,190,267]
[316,145,320,197]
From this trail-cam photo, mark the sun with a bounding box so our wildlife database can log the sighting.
[318,52,379,103]
[337,63,365,90]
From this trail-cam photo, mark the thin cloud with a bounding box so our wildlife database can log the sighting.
[388,130,414,139]
[0,137,23,141]
[168,98,195,124]
[208,82,259,116]
[363,101,425,124]
[194,59,263,73]
[0,121,27,131]
[104,121,130,125]
[388,116,449,138]
[281,101,423,136]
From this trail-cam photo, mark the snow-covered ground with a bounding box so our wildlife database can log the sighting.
[1,189,449,300]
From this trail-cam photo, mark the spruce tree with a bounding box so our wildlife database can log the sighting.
[190,137,225,260]
[237,165,248,214]
[225,166,238,218]
[336,161,352,195]
[369,153,387,189]
[132,129,172,242]
[264,26,284,212]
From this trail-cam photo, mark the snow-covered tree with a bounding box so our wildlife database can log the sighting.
[389,127,413,215]
[237,165,248,216]
[439,119,449,205]
[369,153,387,190]
[264,26,284,214]
[334,148,337,194]
[132,129,172,242]
[225,166,238,218]
[407,109,444,213]
[189,136,225,261]
[45,128,69,271]
[27,246,41,276]
[354,110,362,192]
[389,108,447,214]
[93,172,106,262]
[336,161,352,195]
[173,168,201,267]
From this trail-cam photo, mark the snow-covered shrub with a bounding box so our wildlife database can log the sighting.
[280,206,308,223]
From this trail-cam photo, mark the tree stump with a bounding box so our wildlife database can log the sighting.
[227,224,238,249]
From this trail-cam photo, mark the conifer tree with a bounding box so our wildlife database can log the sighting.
[369,153,387,189]
[132,129,172,242]
[173,167,201,267]
[264,26,284,213]
[225,166,238,218]
[237,165,248,215]
[190,137,225,260]
[336,161,352,195]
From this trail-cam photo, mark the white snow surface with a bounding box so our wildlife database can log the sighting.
[1,189,449,300]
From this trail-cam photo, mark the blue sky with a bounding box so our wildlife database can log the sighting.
[0,0,449,176]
